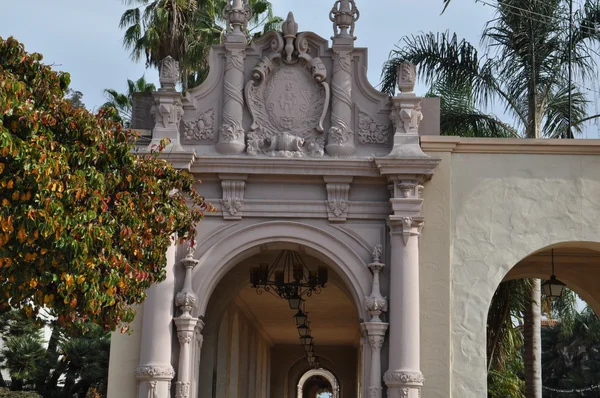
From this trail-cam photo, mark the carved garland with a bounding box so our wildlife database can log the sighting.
[183,109,216,141]
[244,13,330,158]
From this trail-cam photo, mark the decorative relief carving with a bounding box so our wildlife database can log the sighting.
[134,365,175,380]
[245,13,330,157]
[357,110,390,144]
[383,370,425,385]
[175,291,198,314]
[174,381,190,398]
[368,387,382,398]
[159,56,178,89]
[327,50,355,155]
[223,0,251,35]
[367,335,384,349]
[397,62,416,93]
[221,49,246,144]
[177,331,193,345]
[221,180,245,220]
[372,244,382,263]
[183,109,215,141]
[325,183,350,221]
[397,183,417,198]
[151,97,183,130]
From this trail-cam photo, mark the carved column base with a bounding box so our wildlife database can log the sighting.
[135,365,175,398]
[174,381,190,398]
[383,370,424,398]
[326,143,356,157]
[216,140,246,155]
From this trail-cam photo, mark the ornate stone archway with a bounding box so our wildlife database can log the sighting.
[297,369,340,398]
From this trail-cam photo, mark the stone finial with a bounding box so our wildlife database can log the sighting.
[397,62,416,93]
[329,0,359,40]
[224,0,251,37]
[159,56,179,90]
[365,244,387,322]
[282,12,298,63]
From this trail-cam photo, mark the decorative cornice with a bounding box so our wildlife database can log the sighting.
[421,136,600,155]
[374,157,440,181]
[134,365,175,381]
[192,156,381,177]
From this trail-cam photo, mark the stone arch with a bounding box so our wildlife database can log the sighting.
[297,368,339,398]
[192,221,372,321]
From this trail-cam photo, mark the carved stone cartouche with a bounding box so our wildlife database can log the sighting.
[245,14,330,158]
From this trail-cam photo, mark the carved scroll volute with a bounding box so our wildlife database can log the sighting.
[244,22,330,158]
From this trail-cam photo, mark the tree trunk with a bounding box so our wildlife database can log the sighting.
[524,278,542,398]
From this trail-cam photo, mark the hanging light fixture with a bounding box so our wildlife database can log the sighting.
[297,324,310,337]
[300,334,313,346]
[541,249,566,298]
[250,250,328,309]
[293,308,308,326]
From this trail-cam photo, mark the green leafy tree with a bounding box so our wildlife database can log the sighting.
[119,0,282,89]
[0,36,214,332]
[381,0,600,138]
[101,76,156,127]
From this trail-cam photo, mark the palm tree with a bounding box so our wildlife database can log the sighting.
[101,75,156,127]
[119,0,282,89]
[381,0,600,138]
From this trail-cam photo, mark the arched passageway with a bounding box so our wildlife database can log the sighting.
[297,368,339,398]
[485,243,600,396]
[196,241,364,398]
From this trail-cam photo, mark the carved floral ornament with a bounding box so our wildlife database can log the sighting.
[183,109,215,142]
[383,370,425,385]
[357,110,390,145]
[134,365,175,380]
[245,12,330,158]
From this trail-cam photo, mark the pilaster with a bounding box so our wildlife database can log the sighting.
[217,0,251,155]
[388,63,427,158]
[149,56,185,153]
[173,245,201,398]
[326,0,359,156]
[363,244,389,398]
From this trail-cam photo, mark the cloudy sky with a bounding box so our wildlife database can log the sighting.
[2,0,600,138]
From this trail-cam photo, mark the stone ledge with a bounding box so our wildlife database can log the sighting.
[421,136,600,155]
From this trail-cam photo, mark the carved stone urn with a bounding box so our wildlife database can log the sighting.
[396,62,416,93]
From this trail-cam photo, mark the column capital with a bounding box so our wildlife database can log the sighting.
[388,216,423,245]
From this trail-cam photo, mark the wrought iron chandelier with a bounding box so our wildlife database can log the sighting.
[250,250,328,310]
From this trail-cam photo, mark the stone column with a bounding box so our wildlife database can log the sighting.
[217,0,251,155]
[135,239,177,398]
[374,156,440,398]
[384,215,424,398]
[149,56,184,152]
[363,244,389,398]
[174,245,200,398]
[326,0,359,156]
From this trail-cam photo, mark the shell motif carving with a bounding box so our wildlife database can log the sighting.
[183,109,215,141]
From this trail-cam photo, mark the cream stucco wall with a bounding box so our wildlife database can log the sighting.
[422,137,600,397]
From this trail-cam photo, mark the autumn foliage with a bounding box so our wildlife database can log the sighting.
[0,37,213,331]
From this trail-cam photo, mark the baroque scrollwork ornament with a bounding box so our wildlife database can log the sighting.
[245,12,330,157]
[358,110,390,144]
